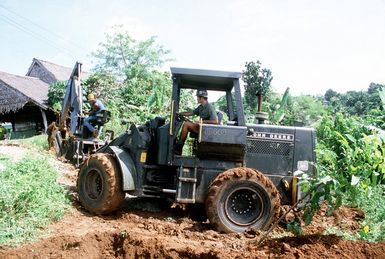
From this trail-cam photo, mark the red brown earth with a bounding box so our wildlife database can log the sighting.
[0,144,385,258]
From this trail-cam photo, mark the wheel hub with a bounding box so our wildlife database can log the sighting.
[85,169,103,199]
[225,187,264,226]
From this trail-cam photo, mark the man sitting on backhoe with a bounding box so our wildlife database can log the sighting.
[175,89,218,155]
[84,93,105,138]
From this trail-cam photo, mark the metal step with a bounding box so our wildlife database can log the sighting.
[178,177,197,183]
[176,166,197,203]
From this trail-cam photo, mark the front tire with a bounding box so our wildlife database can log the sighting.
[77,153,125,214]
[205,167,280,233]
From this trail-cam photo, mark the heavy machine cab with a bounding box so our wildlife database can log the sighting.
[156,67,247,164]
[77,67,316,233]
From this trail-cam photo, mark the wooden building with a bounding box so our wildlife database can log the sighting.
[0,58,81,138]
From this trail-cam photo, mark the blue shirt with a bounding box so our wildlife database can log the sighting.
[94,99,105,112]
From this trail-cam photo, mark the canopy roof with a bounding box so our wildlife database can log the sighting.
[170,67,242,92]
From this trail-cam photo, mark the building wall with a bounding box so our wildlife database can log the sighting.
[0,103,56,139]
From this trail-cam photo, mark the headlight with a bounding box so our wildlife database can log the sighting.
[297,160,309,171]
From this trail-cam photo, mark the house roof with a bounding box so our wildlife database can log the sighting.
[29,58,72,82]
[0,71,49,113]
[26,58,90,84]
[1,58,91,114]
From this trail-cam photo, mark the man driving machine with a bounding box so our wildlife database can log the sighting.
[175,89,218,155]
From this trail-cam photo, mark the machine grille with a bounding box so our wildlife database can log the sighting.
[246,139,292,156]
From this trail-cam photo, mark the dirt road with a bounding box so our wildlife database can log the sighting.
[1,144,385,258]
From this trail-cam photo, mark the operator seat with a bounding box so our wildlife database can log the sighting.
[94,110,111,137]
[83,110,111,138]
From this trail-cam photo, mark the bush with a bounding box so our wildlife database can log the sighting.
[357,185,385,242]
[0,154,69,245]
[291,113,385,241]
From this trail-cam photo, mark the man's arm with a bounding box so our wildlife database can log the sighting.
[92,103,100,112]
[177,111,194,116]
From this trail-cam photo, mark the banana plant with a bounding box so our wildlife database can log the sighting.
[269,87,290,124]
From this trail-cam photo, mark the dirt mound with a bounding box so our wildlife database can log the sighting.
[1,143,385,258]
[1,201,385,259]
[2,218,385,258]
[263,235,385,259]
[281,203,365,235]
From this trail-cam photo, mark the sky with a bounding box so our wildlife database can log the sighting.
[0,0,384,96]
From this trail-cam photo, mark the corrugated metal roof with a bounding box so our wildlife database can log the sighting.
[0,71,49,110]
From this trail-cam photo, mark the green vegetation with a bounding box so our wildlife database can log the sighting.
[324,83,384,116]
[15,134,49,151]
[0,150,69,245]
[356,185,385,242]
[48,26,172,136]
[0,125,6,140]
[292,112,385,241]
[242,60,273,114]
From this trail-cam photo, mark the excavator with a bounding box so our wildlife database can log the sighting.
[47,62,111,167]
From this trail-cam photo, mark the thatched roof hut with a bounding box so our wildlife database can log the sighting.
[0,71,54,138]
[26,58,90,84]
[0,71,49,113]
[0,58,91,138]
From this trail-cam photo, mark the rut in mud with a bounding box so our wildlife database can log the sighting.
[0,144,385,258]
[1,202,385,259]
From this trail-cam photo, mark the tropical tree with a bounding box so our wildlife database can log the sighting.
[324,89,338,103]
[323,83,384,116]
[242,60,273,114]
[83,72,119,101]
[268,87,290,124]
[92,25,171,81]
[90,26,173,129]
[284,94,327,126]
[47,81,67,112]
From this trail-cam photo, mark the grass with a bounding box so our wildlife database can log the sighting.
[0,137,69,246]
[325,185,385,242]
[7,134,49,151]
[356,185,385,242]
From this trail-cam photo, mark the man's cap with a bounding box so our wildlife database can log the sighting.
[196,89,208,97]
[87,93,95,101]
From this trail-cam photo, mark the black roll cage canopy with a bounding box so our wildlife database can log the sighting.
[170,67,246,130]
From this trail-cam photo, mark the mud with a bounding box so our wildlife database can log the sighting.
[1,144,385,258]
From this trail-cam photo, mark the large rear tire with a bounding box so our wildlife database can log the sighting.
[205,167,280,233]
[77,153,125,214]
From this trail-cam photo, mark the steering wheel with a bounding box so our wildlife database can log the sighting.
[176,113,186,122]
[176,114,194,124]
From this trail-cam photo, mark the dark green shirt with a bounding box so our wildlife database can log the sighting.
[193,103,218,121]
